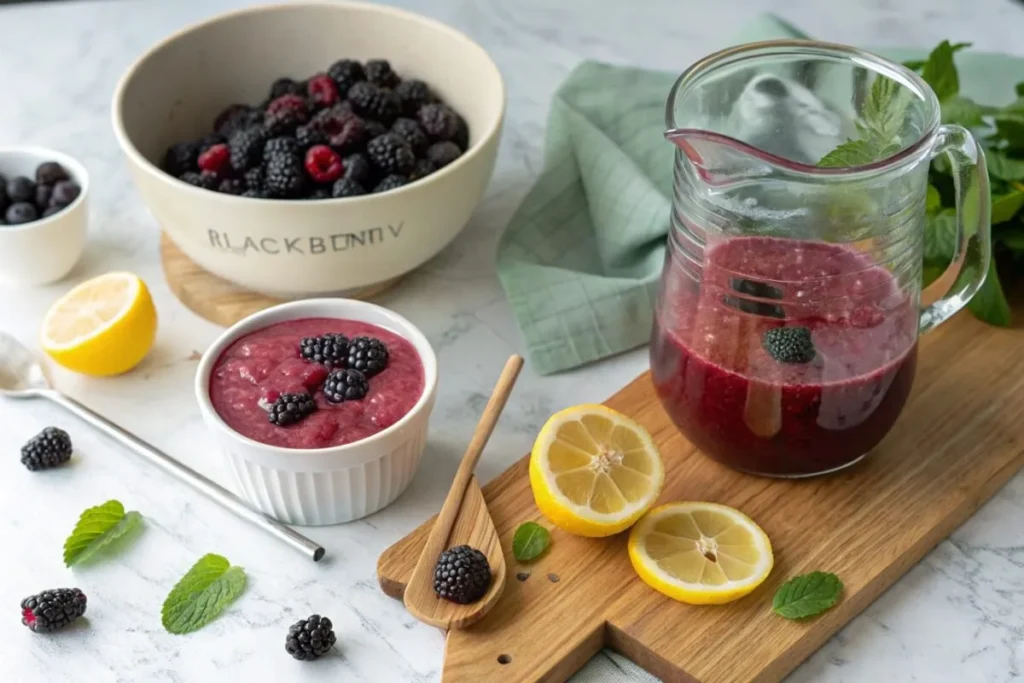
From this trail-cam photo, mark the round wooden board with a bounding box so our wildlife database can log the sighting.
[159,233,400,327]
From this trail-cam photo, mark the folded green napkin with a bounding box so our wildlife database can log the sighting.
[496,15,1023,376]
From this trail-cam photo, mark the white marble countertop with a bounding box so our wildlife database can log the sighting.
[1,0,1022,681]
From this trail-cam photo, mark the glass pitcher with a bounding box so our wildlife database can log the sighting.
[650,41,991,478]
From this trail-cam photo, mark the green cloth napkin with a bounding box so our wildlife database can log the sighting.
[496,15,1024,376]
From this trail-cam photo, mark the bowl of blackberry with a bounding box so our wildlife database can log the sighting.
[112,2,504,299]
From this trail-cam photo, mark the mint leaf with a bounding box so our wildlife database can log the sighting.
[817,139,882,168]
[162,554,247,634]
[968,258,1012,326]
[903,59,926,72]
[773,571,844,620]
[987,152,1024,182]
[818,76,904,168]
[924,210,958,263]
[994,114,1024,152]
[941,96,986,128]
[920,41,971,101]
[63,500,143,567]
[512,522,551,562]
[992,190,1024,224]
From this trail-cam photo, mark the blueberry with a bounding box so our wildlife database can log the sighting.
[50,180,81,207]
[5,202,39,224]
[0,183,8,215]
[7,176,36,203]
[42,205,62,218]
[35,161,68,186]
[35,183,53,209]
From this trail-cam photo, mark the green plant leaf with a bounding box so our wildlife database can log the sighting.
[920,40,971,101]
[162,554,247,634]
[987,152,1024,182]
[818,76,905,168]
[1016,82,1024,97]
[994,114,1024,152]
[924,210,958,263]
[903,58,926,72]
[941,96,986,128]
[63,500,143,567]
[512,522,552,562]
[967,258,1012,326]
[926,185,943,214]
[773,571,844,620]
[992,190,1024,224]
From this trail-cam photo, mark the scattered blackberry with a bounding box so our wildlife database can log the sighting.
[418,103,460,141]
[327,58,366,96]
[347,82,399,124]
[409,159,437,181]
[306,73,340,108]
[426,141,462,168]
[35,161,68,185]
[299,332,349,368]
[309,187,332,200]
[305,145,344,184]
[264,136,300,161]
[265,153,308,198]
[197,143,231,175]
[20,427,72,471]
[433,545,491,604]
[244,165,265,191]
[295,124,327,150]
[366,134,415,175]
[323,368,369,403]
[181,171,219,190]
[762,326,816,364]
[21,588,87,633]
[265,94,310,135]
[35,183,53,209]
[364,59,400,88]
[269,77,303,100]
[331,178,366,198]
[163,141,199,176]
[327,116,368,155]
[218,178,245,195]
[346,336,389,377]
[214,104,261,136]
[229,127,269,172]
[363,119,388,140]
[50,180,81,208]
[391,118,429,155]
[373,174,408,194]
[394,79,435,117]
[6,202,38,225]
[7,176,36,203]
[341,153,373,186]
[267,392,317,426]
[285,614,336,661]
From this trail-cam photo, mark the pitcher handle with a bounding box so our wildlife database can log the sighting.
[919,124,992,334]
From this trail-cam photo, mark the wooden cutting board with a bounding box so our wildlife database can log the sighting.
[377,309,1024,683]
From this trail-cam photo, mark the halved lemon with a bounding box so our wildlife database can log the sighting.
[529,404,664,537]
[628,502,773,605]
[40,272,157,376]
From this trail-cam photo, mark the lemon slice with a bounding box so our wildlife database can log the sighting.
[628,502,773,605]
[41,272,157,376]
[529,404,665,537]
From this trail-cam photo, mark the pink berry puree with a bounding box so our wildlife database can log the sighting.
[651,236,918,476]
[209,318,424,449]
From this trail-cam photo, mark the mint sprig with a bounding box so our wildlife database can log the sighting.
[772,571,843,620]
[512,521,552,562]
[161,554,247,634]
[817,75,906,168]
[63,499,143,567]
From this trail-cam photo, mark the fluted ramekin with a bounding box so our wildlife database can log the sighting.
[195,299,437,525]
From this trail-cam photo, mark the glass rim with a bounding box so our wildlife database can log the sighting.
[665,39,941,176]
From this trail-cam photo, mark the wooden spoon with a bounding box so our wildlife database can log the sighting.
[404,354,524,630]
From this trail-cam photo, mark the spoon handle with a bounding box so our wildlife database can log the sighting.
[44,391,325,562]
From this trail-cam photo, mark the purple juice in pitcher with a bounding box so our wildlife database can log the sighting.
[650,236,918,477]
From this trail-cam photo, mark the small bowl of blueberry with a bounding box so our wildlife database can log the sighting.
[112,2,504,299]
[0,147,88,286]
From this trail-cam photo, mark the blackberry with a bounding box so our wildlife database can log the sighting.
[311,105,355,137]
[181,171,219,190]
[341,153,373,186]
[264,136,300,161]
[364,120,388,140]
[265,153,308,198]
[265,94,310,135]
[42,206,62,217]
[267,392,317,426]
[453,115,470,150]
[6,202,38,225]
[7,176,36,203]
[20,427,72,471]
[197,133,227,154]
[214,104,261,136]
[426,141,462,168]
[309,187,331,200]
[346,336,389,377]
[217,178,245,195]
[327,58,366,97]
[299,333,349,368]
[50,180,81,208]
[409,159,437,181]
[391,117,429,155]
[323,368,369,403]
[35,183,53,209]
[306,73,340,109]
[285,614,336,661]
[229,127,269,172]
[269,77,303,100]
[21,588,87,633]
[762,326,816,364]
[331,178,366,198]
[418,103,461,142]
[373,174,409,194]
[433,545,491,604]
[347,82,399,124]
[295,124,327,150]
[241,188,266,199]
[394,79,435,117]
[244,165,265,191]
[364,59,400,88]
[0,183,8,215]
[327,116,368,155]
[366,134,415,175]
[163,141,199,176]
[35,161,69,185]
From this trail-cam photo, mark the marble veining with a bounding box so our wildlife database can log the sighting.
[0,0,1022,681]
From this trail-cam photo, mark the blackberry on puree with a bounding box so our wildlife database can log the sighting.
[433,545,491,604]
[21,588,87,633]
[267,393,317,426]
[299,333,349,368]
[21,426,72,471]
[285,614,337,661]
[762,326,816,364]
[347,336,389,377]
[323,368,369,403]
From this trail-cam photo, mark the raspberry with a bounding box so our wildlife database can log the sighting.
[347,82,399,124]
[307,73,340,108]
[394,79,435,117]
[305,145,344,184]
[341,153,373,186]
[327,59,366,97]
[426,141,462,168]
[331,178,366,198]
[391,118,429,155]
[265,94,309,135]
[327,116,367,155]
[365,59,400,88]
[419,103,460,141]
[366,133,415,175]
[197,143,230,175]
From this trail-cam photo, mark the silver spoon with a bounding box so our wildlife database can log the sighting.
[0,332,325,562]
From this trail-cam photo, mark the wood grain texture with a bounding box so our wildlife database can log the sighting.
[159,233,400,327]
[377,310,1024,683]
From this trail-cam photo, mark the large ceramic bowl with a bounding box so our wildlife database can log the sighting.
[112,1,504,298]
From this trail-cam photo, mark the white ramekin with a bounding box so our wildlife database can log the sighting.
[195,299,438,525]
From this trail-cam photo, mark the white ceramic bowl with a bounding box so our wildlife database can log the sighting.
[195,299,438,525]
[112,1,504,298]
[0,146,88,287]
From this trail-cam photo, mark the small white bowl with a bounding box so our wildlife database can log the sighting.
[0,146,88,287]
[195,298,437,525]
